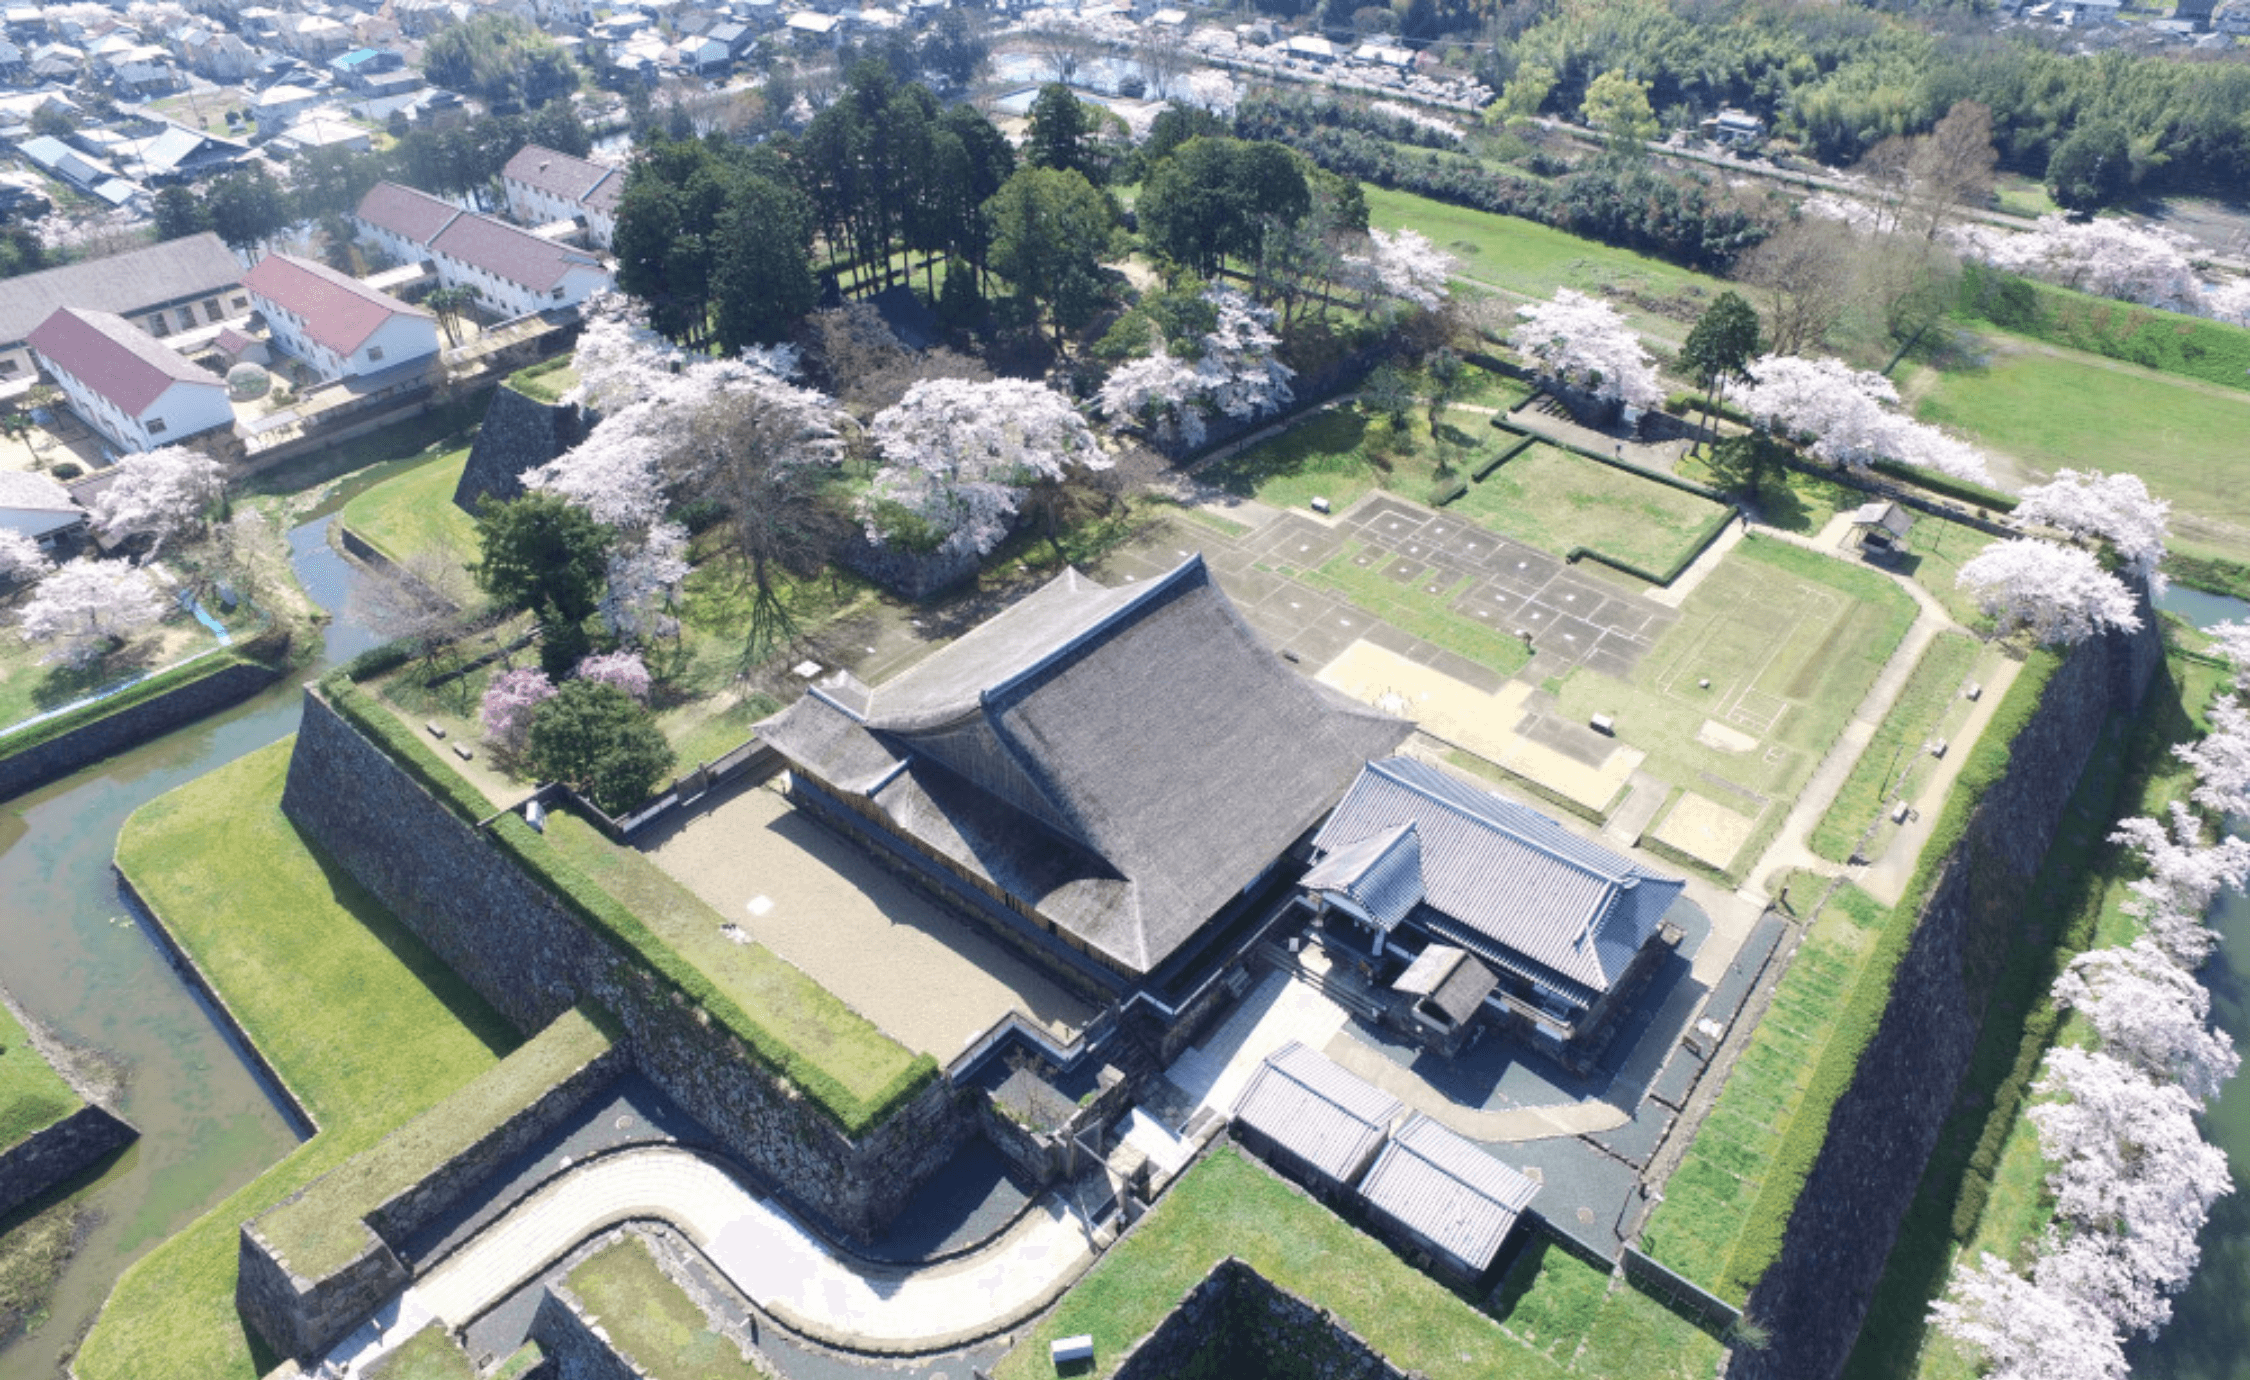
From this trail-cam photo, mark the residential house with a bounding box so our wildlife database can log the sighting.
[242,252,438,381]
[0,232,247,384]
[328,46,401,90]
[278,13,353,59]
[683,20,750,70]
[1700,107,1765,147]
[177,26,258,81]
[0,38,23,80]
[500,144,622,248]
[17,134,139,207]
[133,123,250,182]
[274,112,372,157]
[1355,1114,1538,1283]
[1304,756,1685,1060]
[27,42,82,82]
[354,181,612,317]
[757,554,1410,985]
[1229,1041,1403,1193]
[252,83,326,135]
[392,0,469,35]
[103,42,183,94]
[0,469,88,553]
[27,307,234,452]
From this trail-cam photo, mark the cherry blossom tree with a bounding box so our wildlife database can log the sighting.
[1956,216,2205,317]
[17,558,169,666]
[1955,538,2141,646]
[573,650,652,702]
[479,666,556,753]
[2201,619,2250,691]
[2015,469,2169,592]
[0,529,51,584]
[2109,802,2250,967]
[1930,1252,2128,1380]
[2033,1232,2176,1344]
[1735,353,1992,483]
[566,295,685,415]
[600,520,689,645]
[2176,697,2250,819]
[88,445,224,557]
[1101,288,1296,450]
[1343,228,1456,313]
[2054,936,2240,1101]
[1512,288,1663,412]
[865,378,1107,560]
[2030,1045,2232,1326]
[1181,70,1239,118]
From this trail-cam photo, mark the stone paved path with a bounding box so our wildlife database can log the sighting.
[320,1146,1095,1371]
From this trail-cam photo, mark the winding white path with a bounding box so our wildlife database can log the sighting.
[321,1145,1095,1374]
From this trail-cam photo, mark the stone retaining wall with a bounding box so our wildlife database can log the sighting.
[279,688,972,1248]
[1732,609,2163,1380]
[0,1103,136,1220]
[528,1280,648,1380]
[0,658,285,802]
[1110,1257,1408,1380]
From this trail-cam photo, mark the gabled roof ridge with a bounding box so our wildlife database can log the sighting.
[980,553,1207,710]
[1370,757,1633,890]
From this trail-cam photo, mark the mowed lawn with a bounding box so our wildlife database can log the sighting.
[1640,883,1892,1298]
[1364,186,1732,337]
[0,992,76,1148]
[1199,405,1490,513]
[337,446,482,574]
[566,1237,764,1380]
[1453,442,1731,574]
[1914,341,2250,551]
[1810,632,1983,863]
[84,742,518,1380]
[994,1146,1723,1380]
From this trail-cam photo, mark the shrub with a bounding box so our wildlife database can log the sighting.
[49,461,82,480]
[526,679,673,815]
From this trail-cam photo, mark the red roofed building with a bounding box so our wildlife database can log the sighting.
[242,253,439,381]
[26,307,232,453]
[353,181,612,319]
[501,144,622,249]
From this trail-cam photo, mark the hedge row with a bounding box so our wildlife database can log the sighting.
[1714,650,2063,1300]
[1570,504,1736,588]
[489,811,938,1138]
[1867,458,2020,514]
[1471,432,1537,482]
[1430,477,1470,507]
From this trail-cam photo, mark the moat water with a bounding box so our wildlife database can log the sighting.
[0,514,379,1380]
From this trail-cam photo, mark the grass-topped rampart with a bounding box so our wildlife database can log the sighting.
[0,995,76,1149]
[315,674,935,1138]
[255,1004,620,1280]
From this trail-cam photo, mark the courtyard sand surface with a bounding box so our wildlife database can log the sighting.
[644,779,1095,1059]
[1316,638,1642,813]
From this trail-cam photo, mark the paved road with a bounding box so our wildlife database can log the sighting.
[322,1146,1096,1375]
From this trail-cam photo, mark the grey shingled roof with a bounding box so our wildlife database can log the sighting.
[1391,943,1496,1025]
[1358,1113,1537,1272]
[1232,1041,1401,1185]
[1312,757,1682,1003]
[0,231,239,346]
[1302,821,1422,930]
[759,556,1409,974]
[502,143,621,216]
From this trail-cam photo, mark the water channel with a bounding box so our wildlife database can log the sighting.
[0,514,379,1380]
[7,555,2250,1378]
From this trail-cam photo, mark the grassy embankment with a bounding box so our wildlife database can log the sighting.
[565,1236,765,1380]
[80,741,519,1379]
[994,1145,1723,1380]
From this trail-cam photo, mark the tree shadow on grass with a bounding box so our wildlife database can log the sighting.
[29,643,163,712]
[294,825,523,1064]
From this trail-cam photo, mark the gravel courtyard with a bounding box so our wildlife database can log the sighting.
[643,778,1096,1060]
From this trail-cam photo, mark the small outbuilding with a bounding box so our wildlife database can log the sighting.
[1357,1113,1538,1283]
[1230,1040,1402,1193]
[1848,500,1913,551]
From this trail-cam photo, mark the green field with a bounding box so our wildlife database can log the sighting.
[258,1007,614,1279]
[1294,539,1534,676]
[566,1236,763,1380]
[337,446,483,576]
[540,811,926,1116]
[1552,537,1918,875]
[1364,186,1731,340]
[84,742,517,1379]
[0,993,76,1149]
[1810,634,1984,863]
[1454,442,1730,574]
[994,1146,1722,1380]
[1958,266,2250,395]
[1913,342,2250,556]
[364,1324,480,1380]
[1641,882,1891,1297]
[1199,404,1490,513]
